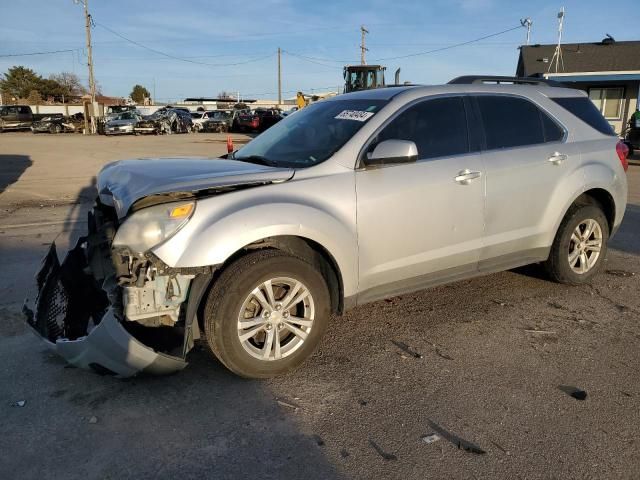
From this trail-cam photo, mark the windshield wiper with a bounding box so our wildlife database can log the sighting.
[234,155,277,167]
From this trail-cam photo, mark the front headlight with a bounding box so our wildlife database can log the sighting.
[113,201,195,253]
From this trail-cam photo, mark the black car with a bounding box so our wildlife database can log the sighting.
[200,110,235,133]
[31,113,83,134]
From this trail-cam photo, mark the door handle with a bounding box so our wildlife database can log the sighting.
[548,152,567,165]
[455,169,482,185]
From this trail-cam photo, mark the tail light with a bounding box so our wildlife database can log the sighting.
[616,141,629,172]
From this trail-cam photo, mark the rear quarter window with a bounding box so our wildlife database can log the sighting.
[550,97,615,136]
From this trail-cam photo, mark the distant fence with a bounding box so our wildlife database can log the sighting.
[28,104,85,116]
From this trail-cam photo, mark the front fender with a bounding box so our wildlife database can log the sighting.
[153,189,358,297]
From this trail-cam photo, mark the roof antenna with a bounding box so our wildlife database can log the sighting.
[520,18,533,45]
[548,7,565,73]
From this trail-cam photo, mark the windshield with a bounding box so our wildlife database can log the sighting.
[117,112,137,120]
[212,111,231,120]
[234,99,386,167]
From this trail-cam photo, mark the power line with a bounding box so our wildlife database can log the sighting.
[94,22,276,67]
[0,48,80,58]
[372,24,525,62]
[283,50,355,64]
[281,50,348,69]
[243,85,342,97]
[284,24,525,67]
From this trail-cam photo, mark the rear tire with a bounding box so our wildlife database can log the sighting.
[544,202,609,285]
[203,250,330,378]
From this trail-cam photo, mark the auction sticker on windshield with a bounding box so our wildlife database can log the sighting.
[335,110,375,122]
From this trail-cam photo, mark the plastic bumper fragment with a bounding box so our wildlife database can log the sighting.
[23,241,188,378]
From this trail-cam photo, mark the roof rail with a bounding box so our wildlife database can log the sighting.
[448,75,563,87]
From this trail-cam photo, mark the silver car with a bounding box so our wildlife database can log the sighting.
[104,111,142,135]
[24,76,629,378]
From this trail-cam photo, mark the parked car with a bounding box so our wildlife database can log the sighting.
[105,111,142,135]
[24,76,628,379]
[31,113,84,134]
[236,108,282,132]
[106,105,137,118]
[190,110,219,132]
[200,110,235,133]
[134,108,192,135]
[0,105,51,132]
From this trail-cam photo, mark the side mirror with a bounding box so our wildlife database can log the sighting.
[365,139,418,166]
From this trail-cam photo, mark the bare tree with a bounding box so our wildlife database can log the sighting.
[49,72,87,97]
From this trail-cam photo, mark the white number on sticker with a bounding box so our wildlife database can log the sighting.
[335,110,375,122]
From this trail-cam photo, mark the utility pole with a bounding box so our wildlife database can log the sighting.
[277,47,282,106]
[360,25,369,65]
[75,0,97,133]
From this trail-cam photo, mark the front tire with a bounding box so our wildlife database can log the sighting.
[203,250,330,378]
[544,202,609,284]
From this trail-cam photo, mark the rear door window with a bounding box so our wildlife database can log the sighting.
[376,96,469,160]
[476,96,545,149]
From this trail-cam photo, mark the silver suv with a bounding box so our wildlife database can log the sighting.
[24,76,629,378]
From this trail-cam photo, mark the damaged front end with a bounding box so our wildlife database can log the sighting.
[23,202,210,377]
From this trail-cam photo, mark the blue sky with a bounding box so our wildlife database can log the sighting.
[1,0,639,101]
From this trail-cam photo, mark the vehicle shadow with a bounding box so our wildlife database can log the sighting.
[0,319,344,479]
[63,176,97,228]
[0,154,33,196]
[610,203,640,255]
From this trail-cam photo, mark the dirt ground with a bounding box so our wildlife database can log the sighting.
[1,132,639,480]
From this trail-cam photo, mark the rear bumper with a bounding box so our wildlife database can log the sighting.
[23,241,187,378]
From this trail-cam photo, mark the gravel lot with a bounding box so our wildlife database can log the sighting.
[1,132,639,479]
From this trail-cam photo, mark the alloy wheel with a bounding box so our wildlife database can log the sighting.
[568,218,603,274]
[237,277,315,361]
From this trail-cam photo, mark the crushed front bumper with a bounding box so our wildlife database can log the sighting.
[202,122,229,133]
[23,241,188,378]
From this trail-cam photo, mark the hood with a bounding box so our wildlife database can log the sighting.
[97,157,294,217]
[107,119,137,127]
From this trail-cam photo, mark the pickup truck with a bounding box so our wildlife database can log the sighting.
[0,105,55,132]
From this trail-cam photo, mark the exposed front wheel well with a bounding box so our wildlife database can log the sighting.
[196,236,344,332]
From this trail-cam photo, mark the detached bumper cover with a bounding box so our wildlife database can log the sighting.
[23,241,187,378]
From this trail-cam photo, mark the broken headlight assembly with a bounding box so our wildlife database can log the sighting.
[113,201,195,253]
